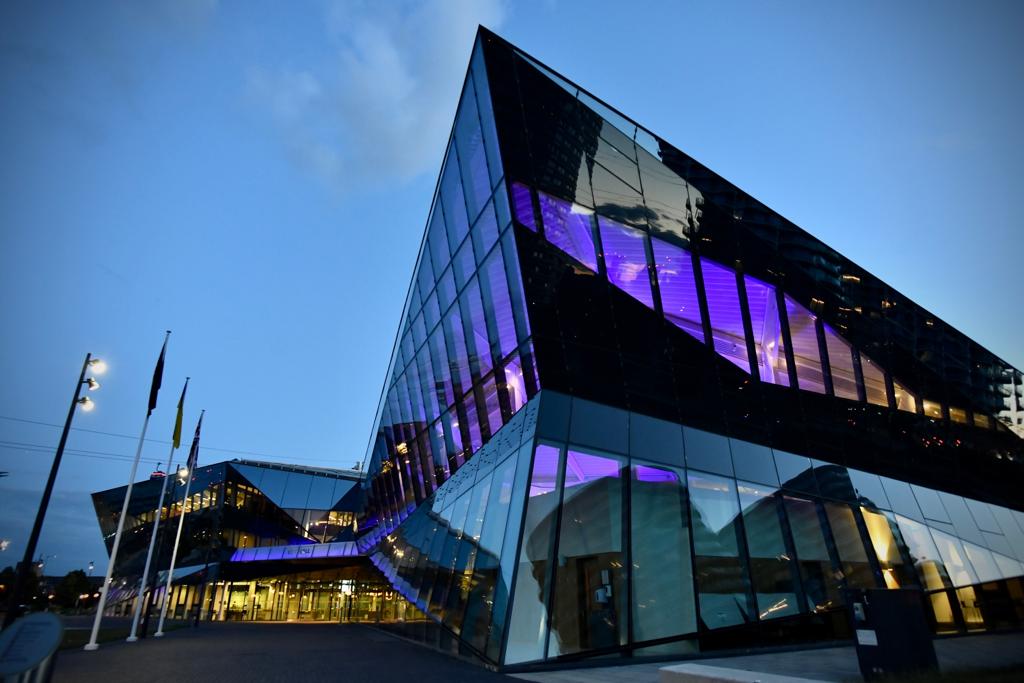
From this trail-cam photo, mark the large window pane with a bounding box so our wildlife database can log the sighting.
[630,462,696,642]
[701,258,749,373]
[860,508,912,588]
[823,324,858,401]
[893,378,919,413]
[440,143,469,252]
[737,481,800,620]
[505,445,562,664]
[461,278,493,378]
[537,191,598,270]
[511,181,537,231]
[454,76,490,222]
[549,450,627,657]
[597,216,653,308]
[860,353,889,407]
[930,527,979,587]
[481,247,517,360]
[687,472,754,629]
[784,495,843,613]
[785,296,826,393]
[504,353,528,415]
[651,238,704,342]
[823,502,876,588]
[500,230,532,344]
[744,275,789,386]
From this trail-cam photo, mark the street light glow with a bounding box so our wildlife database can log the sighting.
[78,396,95,412]
[86,378,100,391]
[88,358,107,374]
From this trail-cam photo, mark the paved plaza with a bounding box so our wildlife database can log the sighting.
[51,622,1024,683]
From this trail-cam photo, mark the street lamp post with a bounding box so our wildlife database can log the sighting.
[2,353,104,629]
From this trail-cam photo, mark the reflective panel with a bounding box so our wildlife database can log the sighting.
[823,324,858,401]
[893,378,919,413]
[511,181,537,231]
[701,258,749,373]
[860,353,889,407]
[687,472,754,629]
[505,445,561,664]
[548,450,627,656]
[537,191,598,270]
[783,495,842,613]
[923,399,944,420]
[597,216,654,308]
[860,508,911,588]
[823,503,875,588]
[630,462,696,642]
[651,238,704,342]
[737,481,800,620]
[930,527,979,587]
[785,296,826,394]
[744,275,789,386]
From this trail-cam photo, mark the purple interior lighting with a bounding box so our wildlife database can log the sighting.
[635,465,679,483]
[537,191,598,270]
[744,274,789,386]
[504,354,528,414]
[511,181,537,231]
[529,444,561,497]
[823,324,859,400]
[483,249,518,359]
[700,257,750,373]
[651,237,704,341]
[597,216,654,308]
[563,450,621,489]
[784,295,826,394]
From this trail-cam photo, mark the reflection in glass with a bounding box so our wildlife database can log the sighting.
[651,238,704,342]
[737,481,800,620]
[511,181,537,231]
[785,296,826,394]
[630,463,696,642]
[922,400,944,419]
[537,191,598,270]
[893,378,919,413]
[860,353,889,407]
[504,354,528,415]
[930,527,978,587]
[482,248,518,360]
[687,472,753,629]
[823,324,858,401]
[701,258,749,373]
[505,445,561,664]
[744,275,789,386]
[784,495,842,613]
[860,508,911,588]
[597,216,653,308]
[823,503,876,588]
[549,450,627,657]
[894,515,950,590]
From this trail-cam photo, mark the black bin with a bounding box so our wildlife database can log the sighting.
[845,588,939,680]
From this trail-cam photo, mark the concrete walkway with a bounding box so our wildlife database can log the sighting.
[54,622,509,683]
[510,632,1024,683]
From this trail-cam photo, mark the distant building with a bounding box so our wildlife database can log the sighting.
[91,459,416,623]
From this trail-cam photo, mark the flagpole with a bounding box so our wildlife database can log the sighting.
[85,331,170,652]
[155,410,203,638]
[126,376,188,642]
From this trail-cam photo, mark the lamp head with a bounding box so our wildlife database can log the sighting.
[86,377,100,391]
[77,396,95,412]
[88,358,107,375]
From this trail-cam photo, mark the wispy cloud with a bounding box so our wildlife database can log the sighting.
[246,0,506,194]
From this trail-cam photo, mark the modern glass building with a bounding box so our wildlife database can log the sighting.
[89,26,1024,669]
[354,28,1024,668]
[91,459,418,623]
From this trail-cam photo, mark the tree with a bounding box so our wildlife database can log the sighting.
[54,570,91,609]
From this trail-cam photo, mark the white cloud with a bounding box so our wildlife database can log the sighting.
[246,0,506,194]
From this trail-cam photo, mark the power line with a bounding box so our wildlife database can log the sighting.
[0,414,348,466]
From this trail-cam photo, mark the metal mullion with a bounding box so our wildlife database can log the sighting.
[775,286,800,389]
[735,263,759,382]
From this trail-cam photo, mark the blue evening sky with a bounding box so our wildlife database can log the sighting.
[1,0,1021,576]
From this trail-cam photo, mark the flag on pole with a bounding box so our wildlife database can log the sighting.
[147,334,168,417]
[172,378,189,449]
[186,411,204,471]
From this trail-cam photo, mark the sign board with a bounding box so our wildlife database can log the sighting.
[0,612,64,677]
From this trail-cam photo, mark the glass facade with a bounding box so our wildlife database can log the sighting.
[348,27,1023,669]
